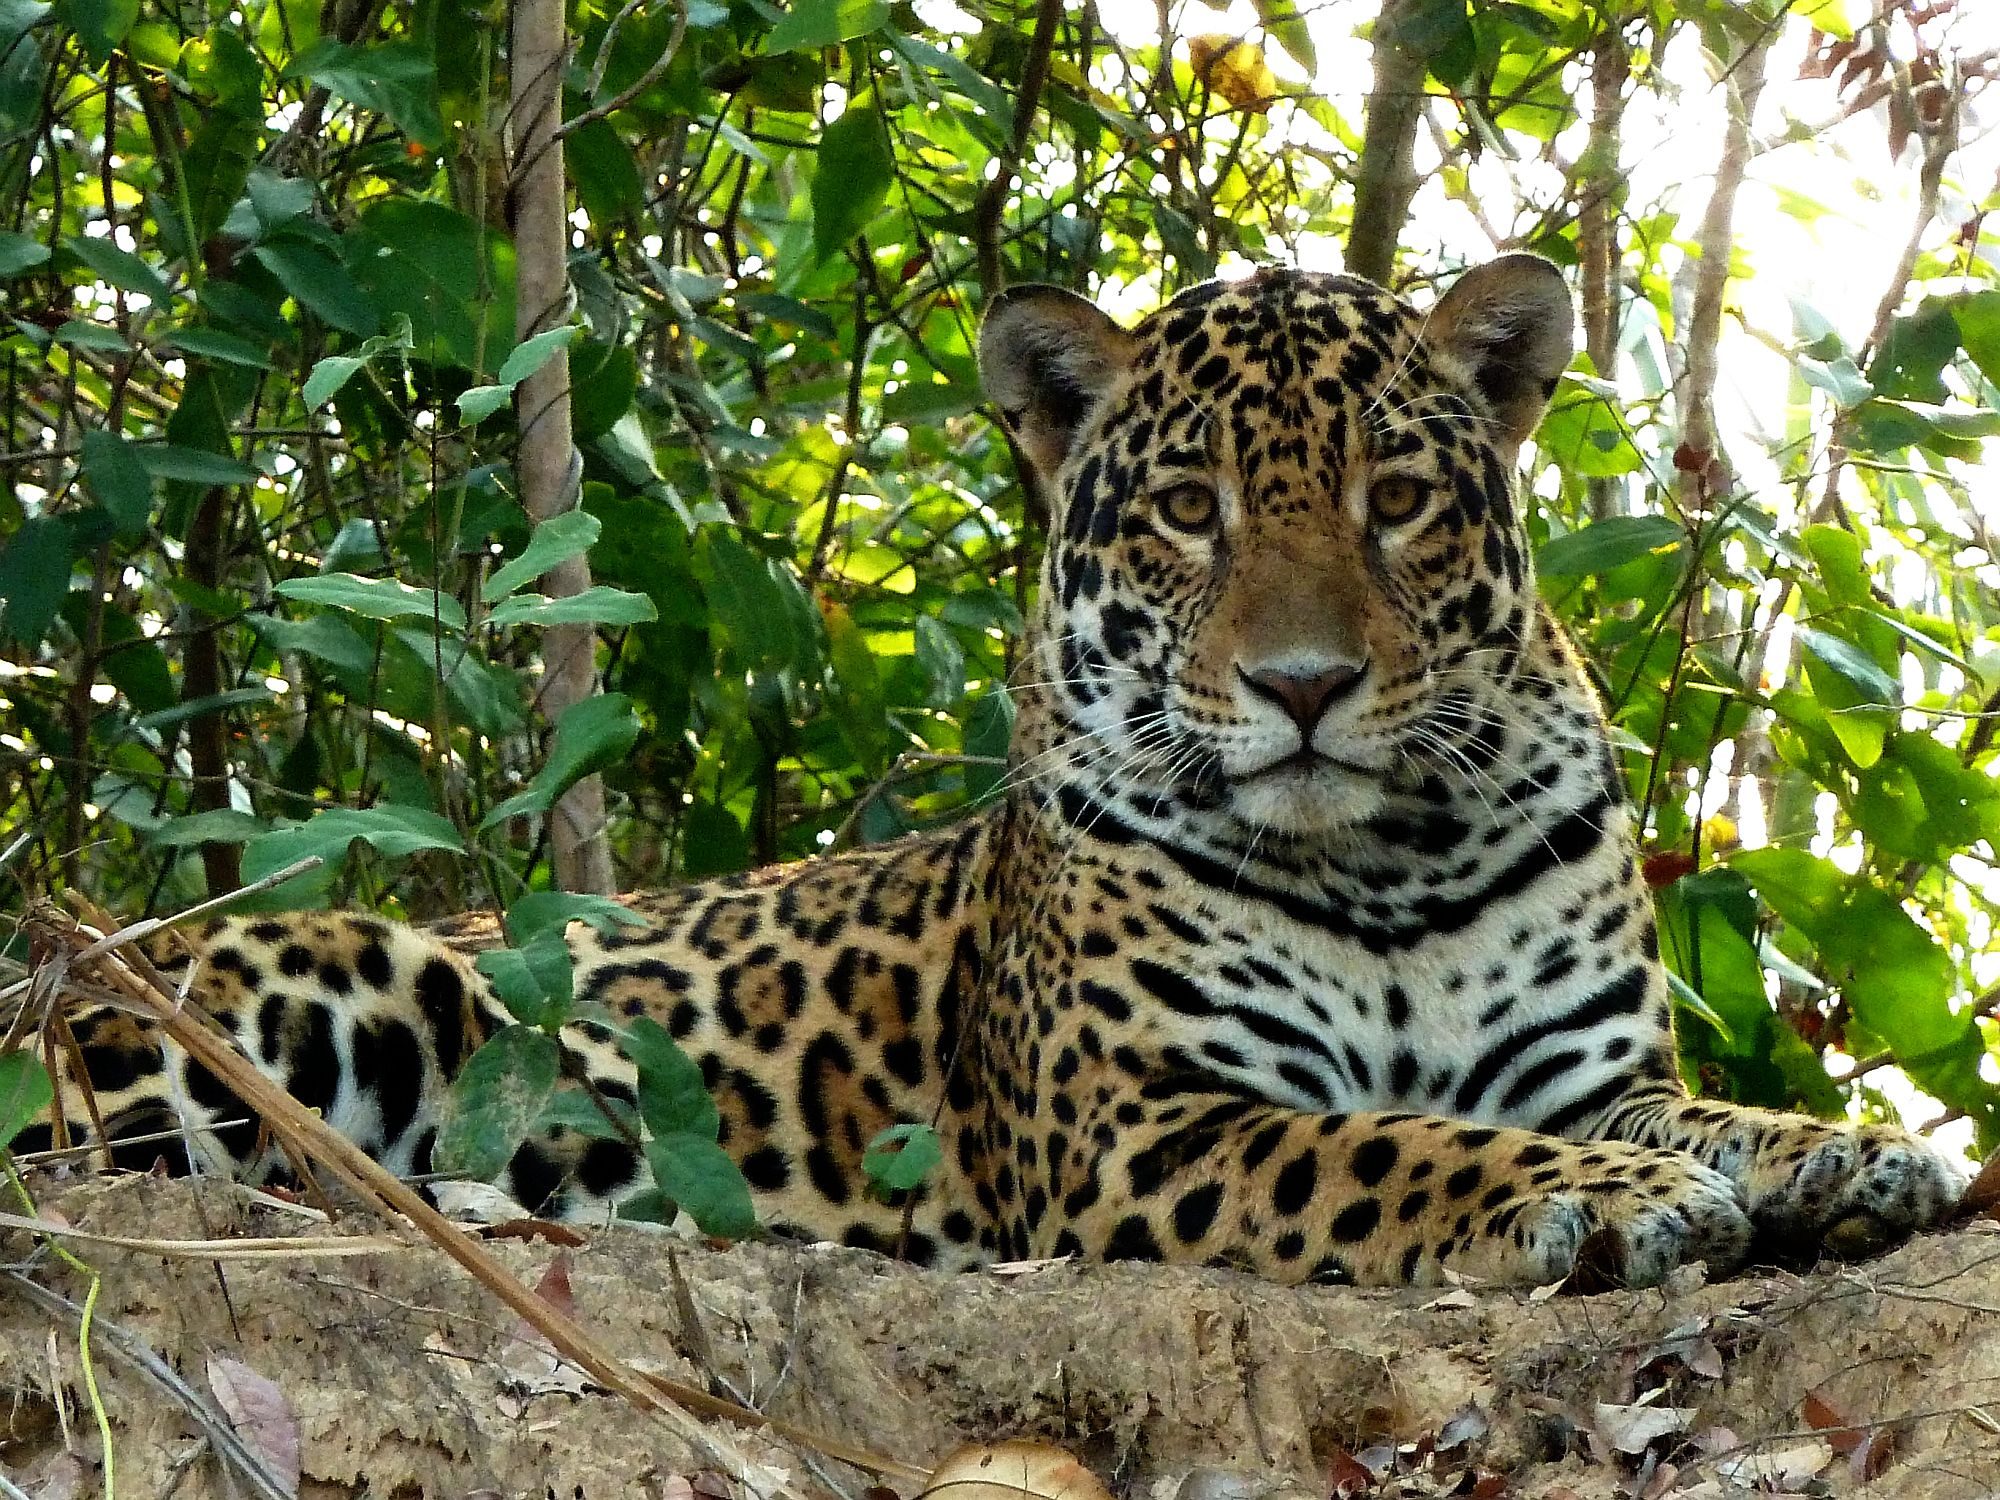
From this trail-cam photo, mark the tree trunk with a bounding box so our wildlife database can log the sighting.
[509,0,614,895]
[1347,0,1431,287]
[1578,23,1629,521]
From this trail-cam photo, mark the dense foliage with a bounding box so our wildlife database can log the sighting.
[3,0,1999,1189]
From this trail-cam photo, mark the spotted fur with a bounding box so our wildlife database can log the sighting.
[27,257,1964,1286]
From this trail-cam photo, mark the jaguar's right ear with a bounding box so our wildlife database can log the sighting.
[979,285,1137,493]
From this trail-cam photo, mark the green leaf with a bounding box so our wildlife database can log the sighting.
[0,230,49,276]
[568,115,644,226]
[82,602,174,712]
[0,1051,52,1147]
[55,320,129,351]
[1797,627,1899,705]
[502,892,648,947]
[622,1016,718,1140]
[135,440,258,488]
[81,430,152,533]
[0,515,75,645]
[458,326,582,424]
[252,612,376,675]
[293,38,443,146]
[303,354,367,411]
[134,686,272,733]
[1252,0,1315,72]
[484,586,659,628]
[143,808,266,847]
[483,510,600,601]
[432,1027,562,1181]
[812,95,892,261]
[63,234,172,302]
[474,929,574,1029]
[1536,515,1684,577]
[55,0,135,58]
[915,615,964,707]
[302,314,415,408]
[160,326,273,367]
[478,693,642,829]
[964,688,1014,804]
[645,1134,757,1238]
[495,323,578,385]
[1869,297,1959,403]
[240,803,465,888]
[345,200,514,370]
[275,573,468,630]
[570,341,638,440]
[698,532,821,675]
[0,23,45,141]
[1822,886,1963,1059]
[1794,353,1872,407]
[765,0,887,54]
[1798,646,1890,768]
[680,800,749,878]
[252,241,379,336]
[1954,289,2000,387]
[862,1121,942,1193]
[247,170,314,232]
[535,1090,640,1142]
[1802,523,1871,608]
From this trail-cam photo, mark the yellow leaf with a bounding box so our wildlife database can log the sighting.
[1189,35,1279,113]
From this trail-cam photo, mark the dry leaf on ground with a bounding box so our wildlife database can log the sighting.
[924,1441,1113,1500]
[206,1355,302,1496]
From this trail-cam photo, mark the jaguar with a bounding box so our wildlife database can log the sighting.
[21,254,1967,1287]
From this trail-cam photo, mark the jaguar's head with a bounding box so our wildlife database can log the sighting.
[979,257,1574,839]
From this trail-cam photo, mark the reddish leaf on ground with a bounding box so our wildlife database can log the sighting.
[207,1355,302,1495]
[1327,1448,1372,1498]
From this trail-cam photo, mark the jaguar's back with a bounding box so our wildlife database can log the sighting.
[26,258,1964,1286]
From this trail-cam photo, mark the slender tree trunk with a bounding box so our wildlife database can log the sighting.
[184,486,243,895]
[1347,0,1431,286]
[1578,22,1629,521]
[509,0,614,895]
[1674,36,1771,508]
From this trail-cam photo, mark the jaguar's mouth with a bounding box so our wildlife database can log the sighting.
[1239,747,1380,784]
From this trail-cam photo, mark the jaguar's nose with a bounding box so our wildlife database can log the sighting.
[1236,657,1367,733]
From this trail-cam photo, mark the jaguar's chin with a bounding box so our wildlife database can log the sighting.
[1227,753,1389,836]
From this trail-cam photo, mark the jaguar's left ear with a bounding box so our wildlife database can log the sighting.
[1426,254,1575,450]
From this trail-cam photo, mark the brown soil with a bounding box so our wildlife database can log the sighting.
[0,1175,1997,1499]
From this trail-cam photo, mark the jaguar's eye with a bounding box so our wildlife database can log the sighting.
[1370,474,1426,525]
[1155,483,1220,534]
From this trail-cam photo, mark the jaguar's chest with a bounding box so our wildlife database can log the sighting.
[1001,828,1655,1126]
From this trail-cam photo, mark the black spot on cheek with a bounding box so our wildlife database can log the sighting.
[278,945,313,980]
